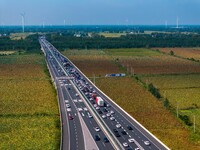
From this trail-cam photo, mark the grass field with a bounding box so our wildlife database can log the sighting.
[105,48,200,74]
[64,49,200,149]
[156,48,200,60]
[0,53,60,149]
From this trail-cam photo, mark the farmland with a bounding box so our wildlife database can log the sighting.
[62,50,121,77]
[99,32,126,38]
[0,53,60,149]
[105,48,200,74]
[157,48,200,60]
[142,74,200,138]
[63,48,200,149]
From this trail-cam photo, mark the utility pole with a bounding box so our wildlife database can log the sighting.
[131,67,134,76]
[176,101,179,118]
[194,115,196,133]
[93,74,95,85]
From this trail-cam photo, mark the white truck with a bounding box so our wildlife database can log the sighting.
[96,96,104,106]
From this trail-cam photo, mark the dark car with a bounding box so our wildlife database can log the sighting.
[114,132,120,137]
[98,110,103,114]
[113,129,118,133]
[121,131,127,135]
[103,108,108,112]
[127,125,133,130]
[94,135,100,141]
[103,137,109,143]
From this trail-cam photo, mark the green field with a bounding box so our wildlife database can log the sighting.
[105,48,162,57]
[0,53,60,149]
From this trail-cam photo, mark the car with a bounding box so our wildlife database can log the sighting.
[127,125,133,130]
[113,129,118,133]
[110,117,115,121]
[116,124,121,128]
[106,104,110,107]
[121,131,127,135]
[135,148,140,150]
[144,141,151,146]
[83,107,88,111]
[114,132,120,137]
[103,137,109,143]
[66,104,70,108]
[123,142,129,147]
[87,112,93,118]
[75,93,79,97]
[94,135,100,141]
[106,113,111,117]
[98,110,103,114]
[103,108,108,112]
[96,106,100,110]
[102,115,106,119]
[94,104,97,107]
[110,110,114,114]
[94,127,100,132]
[128,138,135,143]
[68,114,73,120]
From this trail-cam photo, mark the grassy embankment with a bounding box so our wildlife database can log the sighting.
[0,53,60,149]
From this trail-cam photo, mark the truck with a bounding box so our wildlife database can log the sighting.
[96,96,104,106]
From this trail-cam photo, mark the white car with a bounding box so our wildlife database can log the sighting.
[94,104,97,108]
[83,107,88,111]
[94,127,100,132]
[66,104,70,108]
[128,138,135,143]
[116,124,121,128]
[87,112,93,118]
[144,141,151,146]
[106,113,111,117]
[123,142,129,147]
[102,115,106,119]
[110,110,114,114]
[135,148,140,150]
[96,107,100,110]
[110,117,115,121]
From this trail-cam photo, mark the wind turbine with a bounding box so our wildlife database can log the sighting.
[64,19,66,26]
[20,12,25,33]
[176,16,179,28]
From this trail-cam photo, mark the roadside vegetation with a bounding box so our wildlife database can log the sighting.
[0,52,60,149]
[63,48,200,149]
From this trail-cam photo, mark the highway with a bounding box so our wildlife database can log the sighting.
[39,36,170,150]
[40,38,115,150]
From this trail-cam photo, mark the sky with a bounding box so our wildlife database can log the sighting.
[0,0,200,25]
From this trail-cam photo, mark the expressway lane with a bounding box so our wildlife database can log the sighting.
[40,37,170,150]
[63,80,114,150]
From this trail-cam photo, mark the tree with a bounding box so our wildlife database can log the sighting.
[169,50,174,55]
